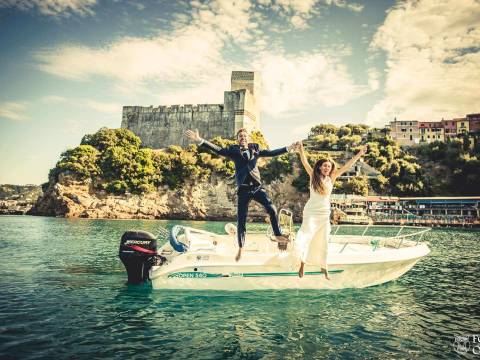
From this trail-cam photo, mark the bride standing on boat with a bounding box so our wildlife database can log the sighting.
[295,141,367,279]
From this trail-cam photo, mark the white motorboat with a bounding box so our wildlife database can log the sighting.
[119,210,431,291]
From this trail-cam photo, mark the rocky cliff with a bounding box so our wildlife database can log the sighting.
[29,173,308,222]
[0,184,43,215]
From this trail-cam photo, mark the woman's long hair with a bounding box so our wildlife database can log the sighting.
[311,158,336,194]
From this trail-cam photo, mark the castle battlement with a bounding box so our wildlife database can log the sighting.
[123,104,226,114]
[121,72,260,149]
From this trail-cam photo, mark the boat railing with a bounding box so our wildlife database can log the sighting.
[331,225,431,252]
[266,208,294,240]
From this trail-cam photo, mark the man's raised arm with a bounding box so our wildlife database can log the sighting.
[184,129,231,157]
[258,142,297,158]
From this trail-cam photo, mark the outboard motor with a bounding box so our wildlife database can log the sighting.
[119,230,157,284]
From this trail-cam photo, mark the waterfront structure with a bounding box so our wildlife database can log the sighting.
[121,71,261,149]
[441,119,457,139]
[331,194,373,224]
[456,118,469,135]
[467,113,480,133]
[365,196,401,216]
[330,195,479,226]
[419,121,444,143]
[389,119,420,146]
[389,113,479,146]
[400,197,479,218]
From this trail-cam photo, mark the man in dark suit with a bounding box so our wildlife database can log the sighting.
[185,128,296,261]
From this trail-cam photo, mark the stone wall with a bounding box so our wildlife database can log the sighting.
[121,71,261,149]
[122,103,236,148]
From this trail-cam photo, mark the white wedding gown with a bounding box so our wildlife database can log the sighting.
[295,177,333,269]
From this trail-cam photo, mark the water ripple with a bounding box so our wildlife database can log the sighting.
[0,217,478,359]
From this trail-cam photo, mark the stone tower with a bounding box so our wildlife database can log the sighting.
[229,71,261,134]
[121,71,261,149]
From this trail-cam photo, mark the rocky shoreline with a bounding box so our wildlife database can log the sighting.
[27,174,308,222]
[0,200,36,215]
[0,184,43,215]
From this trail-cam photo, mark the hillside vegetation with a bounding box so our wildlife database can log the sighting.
[47,125,480,197]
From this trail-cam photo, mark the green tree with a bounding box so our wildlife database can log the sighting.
[250,130,269,149]
[310,134,339,150]
[52,145,100,181]
[337,135,362,150]
[158,146,209,189]
[261,153,295,183]
[197,136,236,177]
[341,176,369,196]
[345,123,369,135]
[371,175,388,193]
[81,127,140,152]
[338,126,352,137]
[308,124,338,138]
[106,180,129,194]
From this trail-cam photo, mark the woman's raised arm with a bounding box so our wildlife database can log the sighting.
[298,141,313,177]
[333,145,368,181]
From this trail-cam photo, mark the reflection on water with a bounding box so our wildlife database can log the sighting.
[0,216,478,359]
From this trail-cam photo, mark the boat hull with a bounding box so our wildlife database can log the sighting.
[150,257,425,291]
[148,226,431,291]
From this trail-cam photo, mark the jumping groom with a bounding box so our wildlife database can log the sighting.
[185,128,296,261]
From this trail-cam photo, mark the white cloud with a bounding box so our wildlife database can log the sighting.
[33,0,371,116]
[85,100,122,115]
[367,0,480,126]
[290,14,308,29]
[254,51,373,116]
[0,0,97,17]
[262,0,363,29]
[276,0,317,14]
[33,0,261,84]
[291,121,318,137]
[367,68,380,91]
[33,0,258,102]
[41,95,67,104]
[114,48,375,117]
[34,27,226,83]
[155,74,231,105]
[268,0,319,29]
[0,101,28,121]
[324,0,363,12]
[40,95,119,114]
[131,2,145,11]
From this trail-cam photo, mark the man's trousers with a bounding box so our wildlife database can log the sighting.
[236,185,282,247]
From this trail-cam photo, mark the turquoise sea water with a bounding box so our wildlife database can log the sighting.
[0,216,478,359]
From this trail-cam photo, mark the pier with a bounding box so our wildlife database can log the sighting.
[331,195,480,227]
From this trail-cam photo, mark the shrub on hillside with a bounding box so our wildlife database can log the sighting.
[51,145,100,181]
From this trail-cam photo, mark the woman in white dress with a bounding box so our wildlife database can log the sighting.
[295,141,367,279]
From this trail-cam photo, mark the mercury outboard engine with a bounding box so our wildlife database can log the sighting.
[119,230,157,284]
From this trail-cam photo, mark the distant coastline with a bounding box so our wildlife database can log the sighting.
[0,184,42,215]
[2,181,478,228]
[3,122,479,227]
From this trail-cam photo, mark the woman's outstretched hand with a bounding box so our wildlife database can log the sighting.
[288,141,299,152]
[295,140,304,153]
[185,129,201,143]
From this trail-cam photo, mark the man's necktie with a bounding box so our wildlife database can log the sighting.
[242,148,250,161]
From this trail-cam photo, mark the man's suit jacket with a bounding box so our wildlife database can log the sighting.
[200,140,288,187]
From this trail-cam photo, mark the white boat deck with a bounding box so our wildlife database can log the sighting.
[150,225,431,290]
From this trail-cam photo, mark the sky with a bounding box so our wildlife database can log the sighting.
[0,0,479,185]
